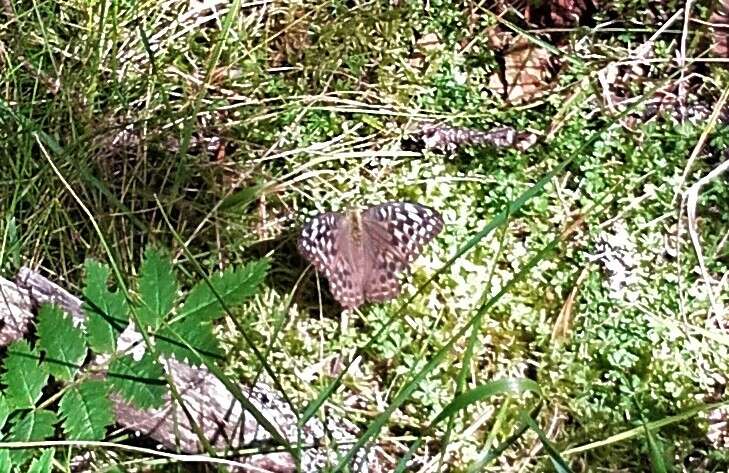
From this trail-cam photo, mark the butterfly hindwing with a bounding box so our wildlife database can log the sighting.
[327,255,364,309]
[363,248,402,302]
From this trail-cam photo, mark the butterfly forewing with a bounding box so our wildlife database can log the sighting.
[298,211,366,309]
[298,202,443,309]
[360,202,443,302]
[362,202,444,262]
[297,212,342,274]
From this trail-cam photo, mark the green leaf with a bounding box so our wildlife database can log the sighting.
[83,259,128,353]
[0,215,20,271]
[59,380,114,440]
[36,305,87,381]
[431,378,541,425]
[2,341,48,410]
[644,420,669,473]
[27,449,53,473]
[137,248,178,329]
[108,354,166,409]
[178,260,268,322]
[0,449,10,473]
[0,396,10,431]
[7,410,57,465]
[218,182,264,211]
[156,317,223,364]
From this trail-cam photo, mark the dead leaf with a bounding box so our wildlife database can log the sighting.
[408,32,443,70]
[416,32,442,52]
[526,0,597,28]
[711,0,729,60]
[489,35,555,103]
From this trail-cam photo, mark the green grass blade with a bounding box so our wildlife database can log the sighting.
[431,378,542,426]
[519,411,573,473]
[643,420,669,473]
[332,237,561,470]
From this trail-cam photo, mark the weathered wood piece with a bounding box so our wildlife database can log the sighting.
[4,267,375,472]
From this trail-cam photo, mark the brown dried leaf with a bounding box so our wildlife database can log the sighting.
[710,0,729,59]
[489,35,554,103]
[408,32,443,70]
[416,32,442,52]
[526,0,597,28]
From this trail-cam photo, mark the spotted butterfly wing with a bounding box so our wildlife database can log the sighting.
[297,211,366,308]
[298,202,443,309]
[361,203,444,302]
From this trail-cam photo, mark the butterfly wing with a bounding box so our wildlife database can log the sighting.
[297,212,365,309]
[297,212,342,274]
[361,202,443,302]
[361,240,403,302]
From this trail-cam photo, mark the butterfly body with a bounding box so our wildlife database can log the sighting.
[298,202,443,309]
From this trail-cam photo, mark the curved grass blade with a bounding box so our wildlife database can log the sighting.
[562,400,729,456]
[519,410,573,473]
[394,379,540,473]
[431,378,541,426]
[643,418,668,473]
[331,238,560,470]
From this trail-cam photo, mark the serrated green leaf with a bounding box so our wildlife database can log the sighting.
[36,305,87,381]
[137,248,178,329]
[59,380,114,440]
[83,259,128,353]
[7,410,57,465]
[178,259,268,322]
[27,449,53,473]
[108,354,166,409]
[2,341,48,410]
[156,317,223,365]
[0,449,10,473]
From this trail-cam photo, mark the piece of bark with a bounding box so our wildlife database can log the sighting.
[0,274,34,346]
[413,123,538,152]
[10,267,375,472]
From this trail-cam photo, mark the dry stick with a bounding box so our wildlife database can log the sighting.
[677,1,694,120]
[685,158,729,321]
[675,88,729,202]
[673,86,729,325]
[0,440,253,470]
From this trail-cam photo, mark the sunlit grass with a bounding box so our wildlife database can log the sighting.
[1,0,728,471]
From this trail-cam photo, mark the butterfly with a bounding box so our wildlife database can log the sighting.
[297,202,444,309]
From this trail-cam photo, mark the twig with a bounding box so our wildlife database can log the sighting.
[685,157,729,321]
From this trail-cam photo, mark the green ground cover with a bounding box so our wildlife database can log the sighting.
[1,0,729,471]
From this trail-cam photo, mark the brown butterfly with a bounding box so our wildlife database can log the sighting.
[297,202,443,309]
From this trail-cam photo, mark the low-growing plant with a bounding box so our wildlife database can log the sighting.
[0,248,269,471]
